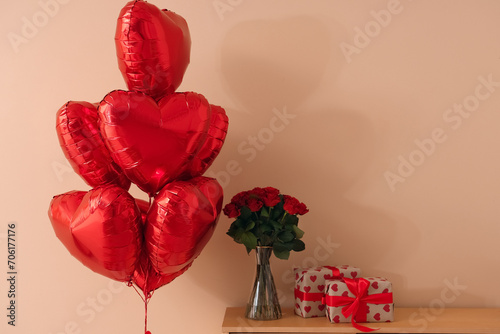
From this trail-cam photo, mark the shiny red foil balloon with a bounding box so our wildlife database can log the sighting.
[132,251,191,296]
[56,101,131,189]
[188,104,229,176]
[49,190,87,258]
[98,90,228,196]
[135,198,151,224]
[145,176,223,276]
[48,186,142,282]
[115,0,191,100]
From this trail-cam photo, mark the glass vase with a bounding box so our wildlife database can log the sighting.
[245,246,282,320]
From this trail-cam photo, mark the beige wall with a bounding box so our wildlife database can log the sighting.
[2,0,500,333]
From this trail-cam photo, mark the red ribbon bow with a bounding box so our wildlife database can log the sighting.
[323,277,393,332]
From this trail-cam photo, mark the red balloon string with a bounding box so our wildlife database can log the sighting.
[144,297,149,334]
[144,291,154,334]
[129,282,145,302]
[128,281,147,332]
[128,280,153,334]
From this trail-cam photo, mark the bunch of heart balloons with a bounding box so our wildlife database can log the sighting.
[48,1,228,331]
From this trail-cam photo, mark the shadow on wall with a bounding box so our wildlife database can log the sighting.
[269,108,422,307]
[180,16,422,306]
[187,106,422,307]
[178,15,336,305]
[219,16,334,113]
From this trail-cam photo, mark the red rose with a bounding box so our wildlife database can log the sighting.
[295,202,309,215]
[261,187,281,207]
[231,191,249,206]
[263,187,280,194]
[283,195,309,215]
[223,203,240,218]
[283,195,298,213]
[249,187,266,199]
[247,197,263,212]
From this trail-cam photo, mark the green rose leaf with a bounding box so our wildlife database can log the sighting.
[260,206,270,218]
[292,239,306,252]
[240,206,252,220]
[271,201,284,220]
[284,214,299,225]
[240,231,257,250]
[259,234,273,246]
[292,225,305,239]
[245,220,255,231]
[226,224,237,238]
[273,241,290,260]
[230,227,247,244]
[270,220,281,230]
[278,231,294,243]
[259,223,272,233]
[273,249,290,260]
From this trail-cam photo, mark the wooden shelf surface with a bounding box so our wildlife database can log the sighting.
[222,307,500,333]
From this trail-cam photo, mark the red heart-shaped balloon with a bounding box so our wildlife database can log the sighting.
[132,251,191,296]
[49,190,87,257]
[188,104,229,176]
[145,176,222,276]
[98,90,227,196]
[115,0,191,100]
[48,185,142,282]
[134,198,151,224]
[56,101,131,189]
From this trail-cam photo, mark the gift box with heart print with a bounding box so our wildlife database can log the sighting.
[294,265,361,318]
[324,277,394,331]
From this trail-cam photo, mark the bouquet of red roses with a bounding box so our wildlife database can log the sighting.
[223,187,309,259]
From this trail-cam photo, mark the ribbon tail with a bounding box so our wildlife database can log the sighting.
[342,297,376,332]
[351,317,379,333]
